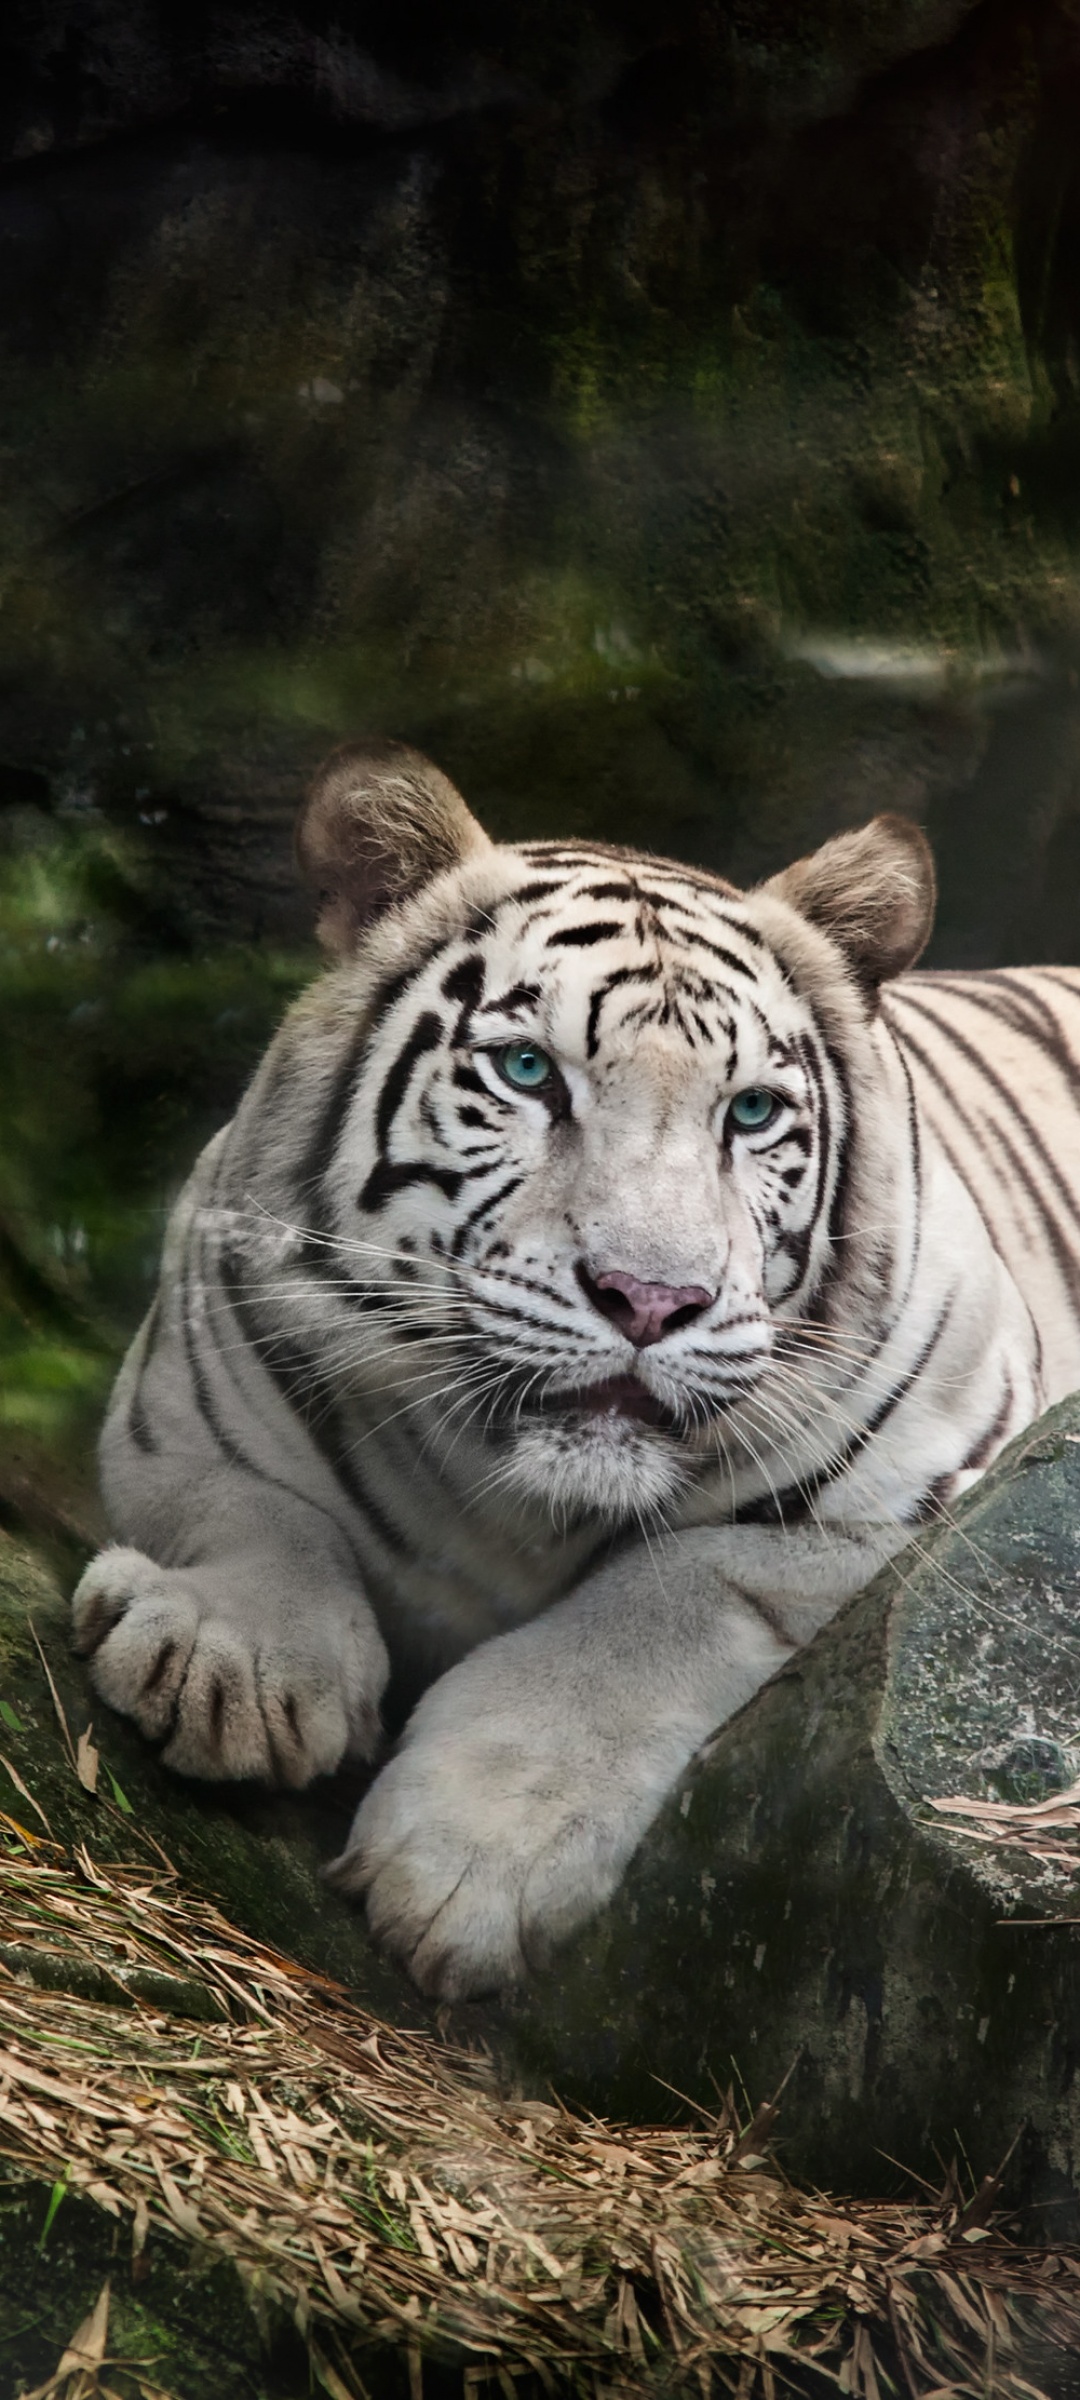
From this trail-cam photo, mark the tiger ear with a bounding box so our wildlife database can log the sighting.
[760,814,936,991]
[295,740,493,956]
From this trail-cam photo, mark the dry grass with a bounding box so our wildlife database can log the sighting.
[928,1782,1080,1874]
[0,1831,1078,2399]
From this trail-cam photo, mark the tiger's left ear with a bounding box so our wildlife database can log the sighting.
[759,814,936,993]
[296,740,493,956]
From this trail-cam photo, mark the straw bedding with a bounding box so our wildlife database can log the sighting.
[0,1822,1078,2400]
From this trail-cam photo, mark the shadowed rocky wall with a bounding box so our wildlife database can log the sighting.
[4,1,1080,950]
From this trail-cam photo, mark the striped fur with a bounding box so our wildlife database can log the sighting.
[72,748,1080,1995]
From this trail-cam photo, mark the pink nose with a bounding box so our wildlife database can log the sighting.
[584,1267,714,1348]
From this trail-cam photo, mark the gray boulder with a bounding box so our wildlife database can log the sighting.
[502,1397,1080,2222]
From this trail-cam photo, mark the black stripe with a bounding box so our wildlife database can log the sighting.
[895,990,1080,1272]
[450,1174,525,1258]
[513,841,744,901]
[1023,966,1080,1005]
[127,1295,162,1455]
[780,1031,831,1307]
[883,1030,922,1323]
[360,1158,466,1212]
[924,971,1080,1091]
[297,934,452,1223]
[680,933,758,980]
[893,1017,1080,1302]
[180,1241,259,1478]
[711,912,766,949]
[218,1208,414,1548]
[482,982,541,1015]
[958,1371,1014,1477]
[547,921,626,948]
[322,1438,413,1560]
[237,1316,409,1560]
[213,1243,380,1572]
[474,1292,590,1338]
[585,966,662,1056]
[737,1288,955,1525]
[442,955,486,1008]
[375,1011,443,1154]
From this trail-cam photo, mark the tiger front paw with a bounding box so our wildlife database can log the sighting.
[71,1545,388,1786]
[328,1698,634,1999]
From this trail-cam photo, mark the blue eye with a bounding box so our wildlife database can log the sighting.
[729,1088,779,1132]
[497,1041,554,1092]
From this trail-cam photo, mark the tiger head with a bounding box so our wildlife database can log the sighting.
[276,743,936,1524]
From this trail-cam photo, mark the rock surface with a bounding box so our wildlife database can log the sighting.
[3,1394,1080,2229]
[506,1398,1080,2219]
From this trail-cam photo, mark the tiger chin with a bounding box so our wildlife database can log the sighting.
[72,738,1080,2000]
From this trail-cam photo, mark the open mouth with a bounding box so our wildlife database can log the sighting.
[533,1375,684,1435]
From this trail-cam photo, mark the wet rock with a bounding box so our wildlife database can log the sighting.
[501,1397,1080,2223]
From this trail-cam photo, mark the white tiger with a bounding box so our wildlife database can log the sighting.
[72,741,1080,1998]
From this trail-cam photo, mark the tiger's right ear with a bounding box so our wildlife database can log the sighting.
[758,813,936,994]
[295,741,493,956]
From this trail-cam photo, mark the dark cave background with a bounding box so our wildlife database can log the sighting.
[3,0,1080,1545]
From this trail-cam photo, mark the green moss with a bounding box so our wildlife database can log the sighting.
[0,2165,307,2399]
[0,823,315,1526]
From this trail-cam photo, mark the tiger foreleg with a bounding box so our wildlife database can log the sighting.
[72,1174,393,1789]
[331,1522,896,1999]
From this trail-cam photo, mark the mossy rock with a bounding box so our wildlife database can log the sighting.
[501,1397,1080,2220]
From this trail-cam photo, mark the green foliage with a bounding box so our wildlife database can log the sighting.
[0,821,314,1494]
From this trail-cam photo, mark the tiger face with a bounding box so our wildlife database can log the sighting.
[316,858,853,1519]
[283,746,935,1527]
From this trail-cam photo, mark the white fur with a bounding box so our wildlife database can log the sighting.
[72,821,1080,1997]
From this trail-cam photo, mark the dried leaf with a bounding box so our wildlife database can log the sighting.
[0,1839,1073,2400]
[0,1752,52,1834]
[75,1727,100,1797]
[27,1620,77,1771]
[0,1809,45,1849]
[56,2276,110,2373]
[311,2348,364,2400]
